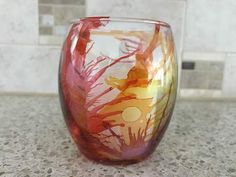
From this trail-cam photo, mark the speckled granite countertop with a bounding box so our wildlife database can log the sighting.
[0,95,236,177]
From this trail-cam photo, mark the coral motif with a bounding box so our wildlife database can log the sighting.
[59,17,177,162]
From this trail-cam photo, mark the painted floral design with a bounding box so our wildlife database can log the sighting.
[59,17,177,163]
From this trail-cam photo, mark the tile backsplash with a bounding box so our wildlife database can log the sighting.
[179,52,228,98]
[38,0,86,45]
[181,61,224,90]
[0,0,236,98]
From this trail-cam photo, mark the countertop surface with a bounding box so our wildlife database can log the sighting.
[0,95,236,177]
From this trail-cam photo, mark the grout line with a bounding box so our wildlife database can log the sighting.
[39,35,64,46]
[39,3,85,8]
[0,92,58,97]
[178,97,236,102]
[85,0,88,16]
[182,52,227,61]
[181,0,188,57]
[39,43,62,46]
[165,0,187,3]
[226,52,236,56]
[183,50,236,55]
[0,43,61,48]
[0,43,39,47]
[183,51,227,55]
[178,0,187,94]
[36,0,40,49]
[168,0,186,1]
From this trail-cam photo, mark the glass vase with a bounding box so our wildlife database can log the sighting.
[59,17,178,164]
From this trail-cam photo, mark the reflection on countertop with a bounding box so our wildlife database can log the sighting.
[0,95,236,177]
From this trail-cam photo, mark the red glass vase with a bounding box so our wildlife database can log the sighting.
[59,17,178,164]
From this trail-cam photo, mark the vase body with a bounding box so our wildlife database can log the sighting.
[59,17,178,164]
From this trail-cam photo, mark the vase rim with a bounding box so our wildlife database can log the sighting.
[71,16,171,28]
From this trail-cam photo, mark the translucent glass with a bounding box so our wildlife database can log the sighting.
[59,17,178,164]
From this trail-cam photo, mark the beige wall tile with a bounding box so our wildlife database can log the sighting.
[39,27,53,35]
[39,15,54,26]
[208,72,223,81]
[181,71,208,89]
[39,5,53,14]
[53,25,69,36]
[208,80,222,90]
[208,62,224,74]
[54,6,85,25]
[194,61,209,71]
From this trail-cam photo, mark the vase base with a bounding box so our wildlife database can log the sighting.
[78,146,155,165]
